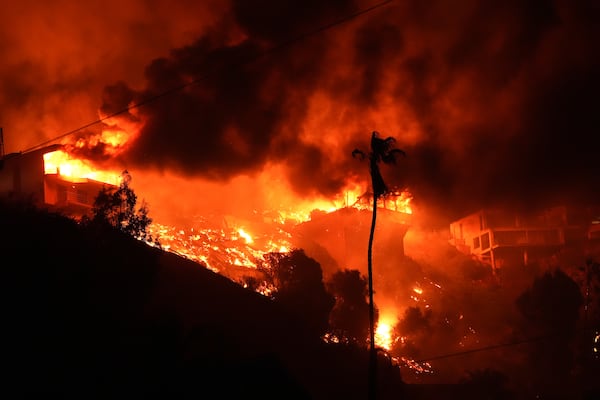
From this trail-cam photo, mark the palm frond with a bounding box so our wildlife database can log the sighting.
[352,148,366,160]
[370,131,401,161]
[354,131,406,198]
[381,148,406,164]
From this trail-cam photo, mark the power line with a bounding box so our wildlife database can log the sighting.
[22,0,395,154]
[414,325,599,363]
[415,335,548,363]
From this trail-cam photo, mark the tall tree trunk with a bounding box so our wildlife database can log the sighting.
[367,184,378,400]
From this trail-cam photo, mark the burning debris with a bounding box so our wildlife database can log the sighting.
[147,215,293,279]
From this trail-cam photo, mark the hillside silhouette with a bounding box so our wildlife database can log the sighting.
[1,197,411,399]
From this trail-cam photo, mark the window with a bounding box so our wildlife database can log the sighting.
[76,190,88,205]
[58,185,67,203]
[473,237,480,249]
[481,232,490,250]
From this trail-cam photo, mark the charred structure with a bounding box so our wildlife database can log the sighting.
[449,206,600,270]
[294,204,411,278]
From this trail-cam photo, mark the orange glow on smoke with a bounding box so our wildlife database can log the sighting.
[74,128,134,155]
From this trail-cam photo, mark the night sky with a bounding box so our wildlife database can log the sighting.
[1,0,599,221]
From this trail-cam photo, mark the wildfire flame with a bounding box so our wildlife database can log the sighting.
[44,149,120,185]
[41,131,415,345]
[375,314,397,351]
[42,128,133,185]
[42,138,412,271]
[237,228,253,244]
[41,127,414,287]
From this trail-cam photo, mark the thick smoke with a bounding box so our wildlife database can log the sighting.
[2,0,599,221]
[102,0,600,219]
[98,0,361,199]
[0,0,228,152]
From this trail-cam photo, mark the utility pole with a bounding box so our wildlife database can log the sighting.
[1,127,4,158]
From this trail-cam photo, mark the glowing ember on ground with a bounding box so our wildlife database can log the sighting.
[147,220,290,274]
[396,357,433,375]
[322,332,342,344]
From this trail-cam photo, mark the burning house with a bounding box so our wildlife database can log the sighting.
[449,206,600,270]
[294,198,411,277]
[0,144,114,217]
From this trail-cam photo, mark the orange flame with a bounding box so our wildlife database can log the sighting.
[237,228,253,244]
[42,129,415,322]
[44,149,120,185]
[375,314,398,351]
[43,128,134,185]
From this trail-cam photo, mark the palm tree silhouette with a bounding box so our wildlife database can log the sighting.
[352,131,405,400]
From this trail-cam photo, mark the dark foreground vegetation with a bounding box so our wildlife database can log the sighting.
[4,196,599,399]
[2,198,409,399]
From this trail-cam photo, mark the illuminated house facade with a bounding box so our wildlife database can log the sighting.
[0,145,110,217]
[294,205,411,276]
[450,206,600,269]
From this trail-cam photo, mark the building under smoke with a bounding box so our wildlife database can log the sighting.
[294,201,411,278]
[449,206,600,270]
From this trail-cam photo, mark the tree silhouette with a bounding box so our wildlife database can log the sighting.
[87,170,153,242]
[397,306,431,335]
[262,249,335,339]
[390,306,431,359]
[327,269,376,344]
[516,268,583,397]
[352,131,405,400]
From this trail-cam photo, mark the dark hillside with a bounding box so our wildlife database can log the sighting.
[0,198,405,399]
